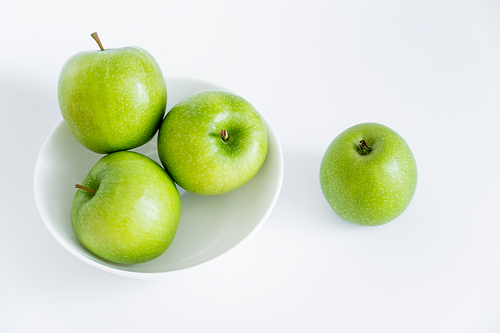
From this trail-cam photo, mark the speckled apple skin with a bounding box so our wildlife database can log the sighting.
[157,90,268,195]
[58,47,166,154]
[71,151,181,264]
[320,123,417,226]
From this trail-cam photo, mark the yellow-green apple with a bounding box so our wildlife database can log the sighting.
[58,33,167,154]
[71,151,181,264]
[157,90,268,195]
[320,122,417,226]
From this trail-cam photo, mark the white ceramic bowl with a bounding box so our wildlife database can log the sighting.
[34,76,284,279]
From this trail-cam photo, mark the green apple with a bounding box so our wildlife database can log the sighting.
[320,122,417,226]
[71,151,181,264]
[58,32,167,154]
[157,90,268,195]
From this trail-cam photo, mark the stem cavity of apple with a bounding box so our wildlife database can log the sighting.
[359,140,373,155]
[91,32,105,51]
[75,184,97,194]
[220,129,229,142]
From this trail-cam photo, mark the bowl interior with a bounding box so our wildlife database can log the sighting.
[34,77,283,278]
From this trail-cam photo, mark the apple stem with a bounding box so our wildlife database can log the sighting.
[91,32,105,51]
[75,184,96,194]
[220,129,229,142]
[359,140,373,155]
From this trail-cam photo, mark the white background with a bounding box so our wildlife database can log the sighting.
[2,0,500,332]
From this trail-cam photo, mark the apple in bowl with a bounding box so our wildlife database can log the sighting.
[71,151,181,264]
[58,33,167,154]
[157,90,268,195]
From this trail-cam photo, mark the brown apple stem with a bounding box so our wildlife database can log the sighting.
[91,32,105,51]
[220,129,229,141]
[75,184,96,194]
[359,140,373,155]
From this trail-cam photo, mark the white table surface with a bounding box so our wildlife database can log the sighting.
[2,0,500,332]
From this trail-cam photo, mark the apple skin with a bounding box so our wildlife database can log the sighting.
[71,151,181,264]
[320,123,417,226]
[58,46,167,154]
[157,90,268,195]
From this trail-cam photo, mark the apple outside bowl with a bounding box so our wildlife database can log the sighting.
[34,76,284,280]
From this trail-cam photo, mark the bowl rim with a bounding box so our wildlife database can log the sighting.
[33,80,284,279]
